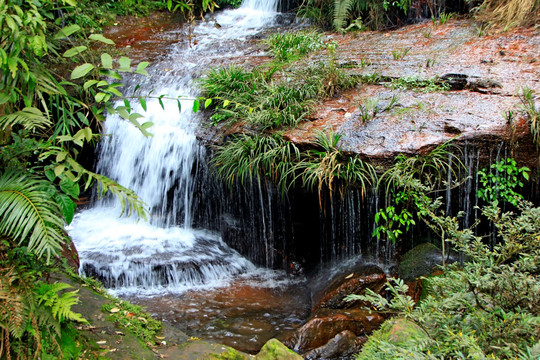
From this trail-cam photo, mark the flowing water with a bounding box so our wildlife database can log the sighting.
[68,0,311,351]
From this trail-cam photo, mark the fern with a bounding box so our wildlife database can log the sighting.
[36,282,86,325]
[0,107,51,132]
[333,0,355,30]
[0,170,65,262]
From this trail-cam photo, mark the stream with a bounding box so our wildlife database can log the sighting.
[68,0,312,352]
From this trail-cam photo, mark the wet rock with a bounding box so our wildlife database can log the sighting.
[254,338,303,360]
[311,264,386,312]
[283,308,384,354]
[161,340,249,360]
[303,330,367,360]
[397,242,454,282]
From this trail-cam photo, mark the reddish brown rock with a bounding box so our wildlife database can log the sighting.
[283,308,384,354]
[303,330,367,360]
[311,264,387,312]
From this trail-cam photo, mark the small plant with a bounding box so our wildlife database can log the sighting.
[477,158,530,206]
[372,206,415,243]
[433,12,452,25]
[265,30,325,62]
[422,27,433,38]
[359,95,398,123]
[388,75,450,92]
[391,46,410,60]
[519,87,539,150]
[360,58,372,68]
[425,58,436,68]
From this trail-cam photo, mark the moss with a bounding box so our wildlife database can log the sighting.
[397,243,443,282]
[254,339,303,360]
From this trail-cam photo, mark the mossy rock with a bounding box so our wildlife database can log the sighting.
[398,243,445,281]
[254,339,302,360]
[356,318,429,359]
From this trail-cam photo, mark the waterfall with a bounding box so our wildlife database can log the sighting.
[68,2,282,295]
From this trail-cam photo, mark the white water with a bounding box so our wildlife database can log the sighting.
[68,0,281,296]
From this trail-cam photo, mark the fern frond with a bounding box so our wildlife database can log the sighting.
[36,282,86,324]
[0,170,65,262]
[333,0,355,30]
[0,107,51,132]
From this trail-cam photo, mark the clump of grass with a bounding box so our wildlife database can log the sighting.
[392,46,410,60]
[199,42,358,130]
[213,132,377,200]
[473,0,539,29]
[519,87,539,150]
[388,76,450,92]
[265,30,325,62]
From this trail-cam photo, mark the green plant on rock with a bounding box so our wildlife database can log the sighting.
[519,87,539,151]
[477,158,530,206]
[388,75,450,92]
[265,30,325,62]
[212,134,301,191]
[294,131,377,201]
[0,247,87,359]
[346,195,540,359]
[102,301,161,344]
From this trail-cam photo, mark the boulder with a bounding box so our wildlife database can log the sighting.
[254,338,303,360]
[284,308,384,354]
[397,243,450,282]
[311,264,387,312]
[303,330,367,360]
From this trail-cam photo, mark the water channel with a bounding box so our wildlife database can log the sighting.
[68,0,314,352]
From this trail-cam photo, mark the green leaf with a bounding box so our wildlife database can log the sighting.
[139,98,147,112]
[71,63,95,79]
[83,80,98,90]
[54,24,81,39]
[118,57,131,72]
[0,171,65,261]
[177,99,182,112]
[55,193,76,224]
[101,53,113,69]
[193,99,200,113]
[88,34,115,45]
[135,61,149,75]
[204,98,212,109]
[60,177,80,199]
[223,100,230,107]
[56,151,68,163]
[63,46,87,58]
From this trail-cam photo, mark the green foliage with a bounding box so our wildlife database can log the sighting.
[265,30,325,62]
[477,158,530,206]
[372,206,415,242]
[200,41,358,130]
[212,134,301,191]
[215,0,242,8]
[299,0,411,31]
[0,248,87,359]
[349,197,540,359]
[388,76,451,92]
[0,171,65,262]
[213,131,376,200]
[519,87,539,151]
[102,301,161,344]
[391,46,409,60]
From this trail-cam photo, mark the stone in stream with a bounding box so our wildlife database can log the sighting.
[283,308,385,355]
[303,330,367,360]
[310,264,387,312]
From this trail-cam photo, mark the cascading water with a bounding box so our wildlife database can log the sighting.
[68,0,284,296]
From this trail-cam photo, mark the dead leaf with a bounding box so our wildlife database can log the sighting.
[96,340,107,345]
[345,273,354,279]
[109,307,121,313]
